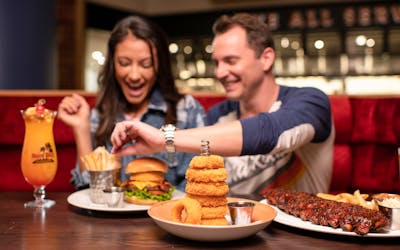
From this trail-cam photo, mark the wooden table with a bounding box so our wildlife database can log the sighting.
[1,192,399,249]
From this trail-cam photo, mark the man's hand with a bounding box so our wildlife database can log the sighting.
[111,121,165,156]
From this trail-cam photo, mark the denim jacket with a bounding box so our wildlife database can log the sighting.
[71,88,206,191]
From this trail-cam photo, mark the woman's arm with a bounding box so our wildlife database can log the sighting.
[57,94,93,172]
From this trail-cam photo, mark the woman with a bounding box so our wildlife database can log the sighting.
[58,16,206,191]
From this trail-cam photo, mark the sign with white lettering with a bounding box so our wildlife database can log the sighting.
[262,3,400,31]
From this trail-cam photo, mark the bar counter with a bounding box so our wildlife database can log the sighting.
[1,191,399,249]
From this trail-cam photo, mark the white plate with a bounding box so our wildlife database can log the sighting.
[67,188,185,212]
[260,199,400,238]
[147,197,276,241]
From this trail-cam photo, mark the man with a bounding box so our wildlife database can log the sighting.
[111,13,334,196]
[206,13,334,195]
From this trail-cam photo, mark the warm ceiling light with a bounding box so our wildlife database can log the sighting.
[183,45,192,54]
[366,38,375,48]
[169,43,179,53]
[291,41,300,50]
[205,44,213,54]
[355,35,367,46]
[281,37,289,48]
[314,40,324,50]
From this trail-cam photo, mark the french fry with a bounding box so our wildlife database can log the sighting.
[317,189,378,210]
[337,198,349,203]
[81,146,120,171]
[316,193,340,201]
[354,190,367,207]
[338,193,355,203]
[86,154,98,171]
[80,156,89,170]
[101,150,107,170]
[367,199,378,210]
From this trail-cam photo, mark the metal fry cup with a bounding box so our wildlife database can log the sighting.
[228,201,255,225]
[88,169,119,204]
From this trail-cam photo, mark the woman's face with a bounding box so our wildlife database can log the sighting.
[114,33,158,106]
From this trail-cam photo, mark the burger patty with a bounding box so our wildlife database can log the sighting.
[122,179,172,193]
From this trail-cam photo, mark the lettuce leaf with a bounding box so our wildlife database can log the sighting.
[125,186,175,202]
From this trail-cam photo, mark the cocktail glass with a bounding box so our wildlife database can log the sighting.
[20,99,57,208]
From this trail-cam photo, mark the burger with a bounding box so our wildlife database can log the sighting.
[121,157,174,205]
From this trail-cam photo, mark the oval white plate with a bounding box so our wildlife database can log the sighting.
[260,199,400,238]
[148,197,276,241]
[67,188,185,212]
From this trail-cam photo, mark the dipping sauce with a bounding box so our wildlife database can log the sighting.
[378,198,400,208]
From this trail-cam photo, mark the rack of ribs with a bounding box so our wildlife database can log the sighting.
[263,188,388,235]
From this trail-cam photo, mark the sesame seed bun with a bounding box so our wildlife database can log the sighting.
[125,157,167,174]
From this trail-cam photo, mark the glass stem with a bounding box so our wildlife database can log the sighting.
[33,186,46,205]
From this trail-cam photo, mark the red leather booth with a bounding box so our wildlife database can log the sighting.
[1,91,399,194]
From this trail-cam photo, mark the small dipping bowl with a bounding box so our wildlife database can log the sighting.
[375,195,400,231]
[102,186,125,208]
[228,201,255,225]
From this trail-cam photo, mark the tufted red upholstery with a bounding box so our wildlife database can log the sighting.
[0,91,399,194]
[329,96,400,194]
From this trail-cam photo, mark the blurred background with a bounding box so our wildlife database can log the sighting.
[0,0,399,95]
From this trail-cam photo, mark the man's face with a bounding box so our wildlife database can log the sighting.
[211,26,265,101]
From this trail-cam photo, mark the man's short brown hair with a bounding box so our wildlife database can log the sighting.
[212,13,275,57]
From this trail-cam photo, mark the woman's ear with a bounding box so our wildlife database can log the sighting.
[260,47,275,72]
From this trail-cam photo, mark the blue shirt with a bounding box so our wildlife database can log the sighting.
[71,89,206,191]
[207,86,334,194]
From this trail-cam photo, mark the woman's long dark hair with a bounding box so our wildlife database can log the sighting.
[95,15,182,146]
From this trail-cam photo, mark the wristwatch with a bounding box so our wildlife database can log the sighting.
[161,124,176,162]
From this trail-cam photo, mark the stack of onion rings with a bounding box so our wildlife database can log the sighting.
[171,154,229,225]
[186,155,229,225]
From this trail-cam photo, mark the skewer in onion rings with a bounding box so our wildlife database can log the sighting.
[171,197,202,224]
[185,168,227,182]
[185,181,229,196]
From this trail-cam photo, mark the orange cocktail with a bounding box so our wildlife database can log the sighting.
[21,99,57,208]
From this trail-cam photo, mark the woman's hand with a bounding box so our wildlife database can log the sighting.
[57,94,90,129]
[111,121,165,156]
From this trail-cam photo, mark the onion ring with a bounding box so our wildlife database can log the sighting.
[189,155,224,169]
[185,181,229,196]
[171,197,201,224]
[185,168,227,182]
[201,205,228,219]
[186,194,228,207]
[201,217,228,226]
